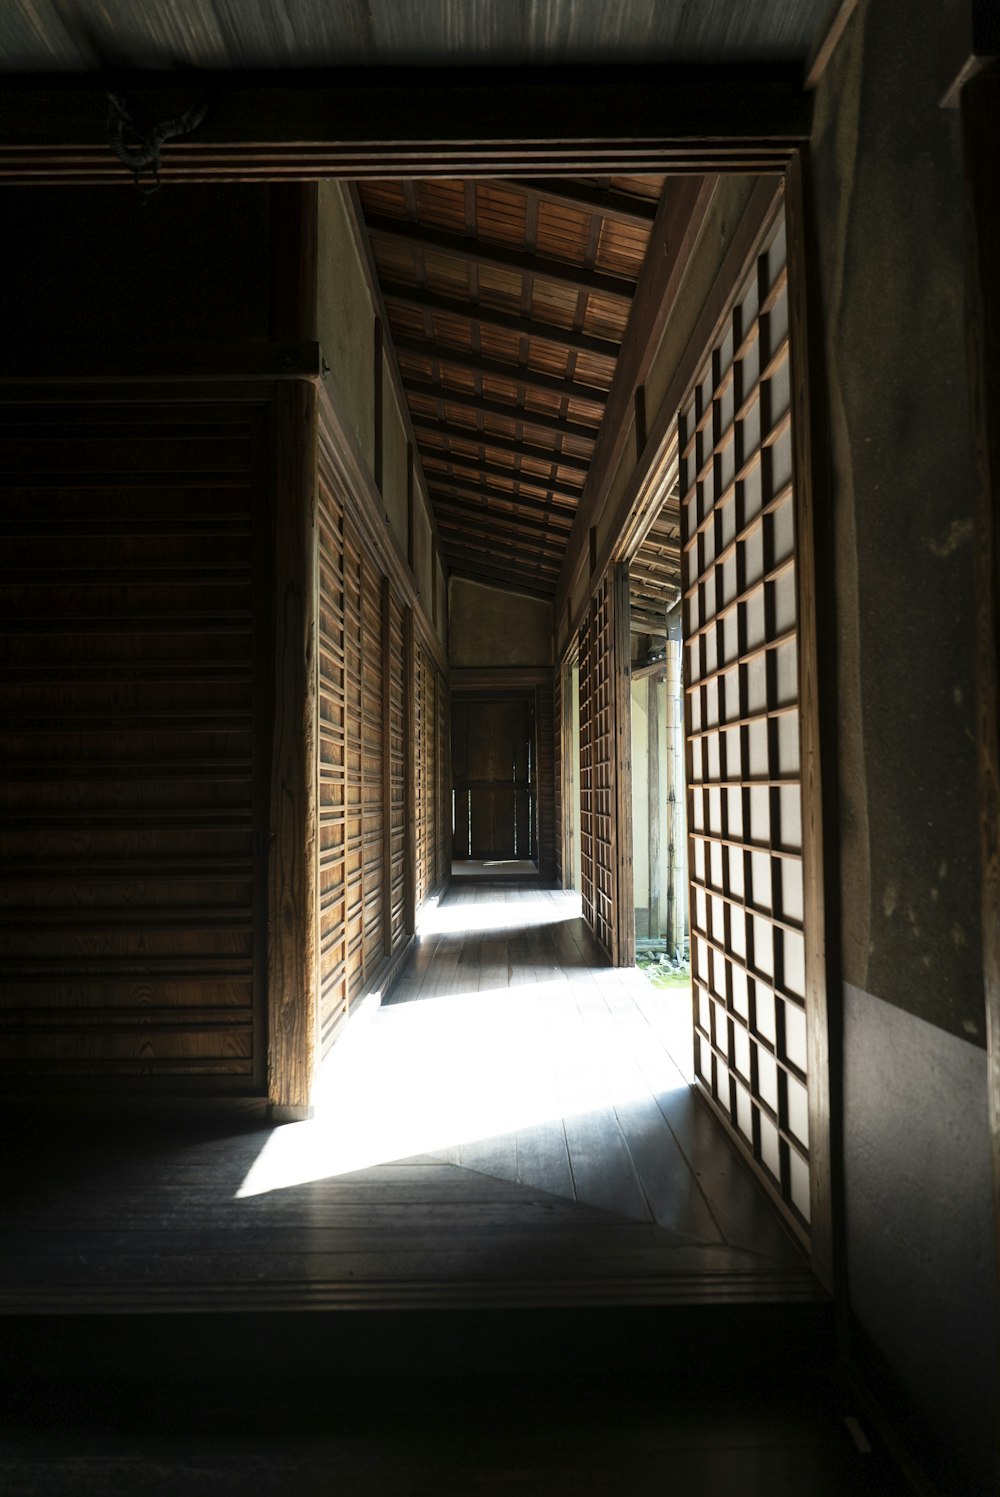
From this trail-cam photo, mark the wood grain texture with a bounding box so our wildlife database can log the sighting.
[556,176,715,620]
[963,63,1000,1384]
[0,393,269,1091]
[268,381,318,1114]
[0,76,812,184]
[680,203,820,1255]
[613,563,635,967]
[785,149,835,1293]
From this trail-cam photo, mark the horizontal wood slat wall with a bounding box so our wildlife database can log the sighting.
[0,399,269,1088]
[680,206,816,1244]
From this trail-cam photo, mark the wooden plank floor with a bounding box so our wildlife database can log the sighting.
[0,880,818,1316]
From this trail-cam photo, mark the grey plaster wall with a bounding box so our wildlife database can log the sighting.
[811,3,996,1485]
[844,982,996,1492]
[449,579,553,668]
[810,0,983,1044]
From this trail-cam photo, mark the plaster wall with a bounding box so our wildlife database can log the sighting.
[810,0,995,1486]
[449,579,553,669]
[317,182,375,472]
[316,183,445,647]
[383,361,409,547]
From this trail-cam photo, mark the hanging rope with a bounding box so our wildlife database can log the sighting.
[106,93,214,202]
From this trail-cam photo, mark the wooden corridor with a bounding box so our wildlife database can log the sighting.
[0,879,816,1317]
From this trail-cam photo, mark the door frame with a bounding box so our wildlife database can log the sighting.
[2,80,837,1290]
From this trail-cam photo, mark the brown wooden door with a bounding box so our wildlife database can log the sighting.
[452,696,534,861]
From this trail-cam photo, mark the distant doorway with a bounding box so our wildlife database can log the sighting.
[451,693,536,864]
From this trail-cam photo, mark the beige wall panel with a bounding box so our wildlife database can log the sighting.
[448,579,553,668]
[317,182,375,474]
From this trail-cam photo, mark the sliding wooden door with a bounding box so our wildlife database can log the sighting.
[451,694,535,861]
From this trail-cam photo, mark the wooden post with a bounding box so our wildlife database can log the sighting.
[267,380,318,1121]
[962,63,1000,1426]
[613,562,635,967]
[665,631,684,959]
[647,673,661,942]
[786,148,836,1294]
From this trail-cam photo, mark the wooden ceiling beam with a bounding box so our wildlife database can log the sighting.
[382,281,620,359]
[413,419,591,474]
[394,336,608,408]
[405,378,600,441]
[431,492,573,538]
[445,562,555,601]
[443,538,560,580]
[429,478,575,522]
[365,214,636,304]
[421,452,584,503]
[428,488,568,529]
[436,508,569,554]
[500,177,659,228]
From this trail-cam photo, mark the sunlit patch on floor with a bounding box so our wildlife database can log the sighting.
[236,975,686,1199]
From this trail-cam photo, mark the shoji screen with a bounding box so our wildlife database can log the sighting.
[680,206,820,1243]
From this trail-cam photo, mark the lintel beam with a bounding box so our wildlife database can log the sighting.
[364,213,636,305]
[0,72,811,187]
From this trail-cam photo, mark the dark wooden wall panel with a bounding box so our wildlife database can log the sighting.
[536,681,556,878]
[0,400,268,1087]
[577,574,619,961]
[386,591,407,955]
[317,437,413,1057]
[552,668,563,885]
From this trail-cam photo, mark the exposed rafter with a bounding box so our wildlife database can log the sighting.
[365,214,637,304]
[412,420,591,474]
[405,379,600,441]
[430,489,574,533]
[445,561,555,601]
[382,281,621,359]
[394,336,608,407]
[500,178,660,228]
[428,482,574,529]
[436,505,568,550]
[421,453,584,504]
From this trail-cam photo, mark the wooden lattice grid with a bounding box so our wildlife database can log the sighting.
[680,208,812,1235]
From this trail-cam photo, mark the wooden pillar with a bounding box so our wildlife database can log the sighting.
[962,63,1000,1434]
[267,380,319,1121]
[786,148,836,1293]
[613,562,635,968]
[647,673,661,942]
